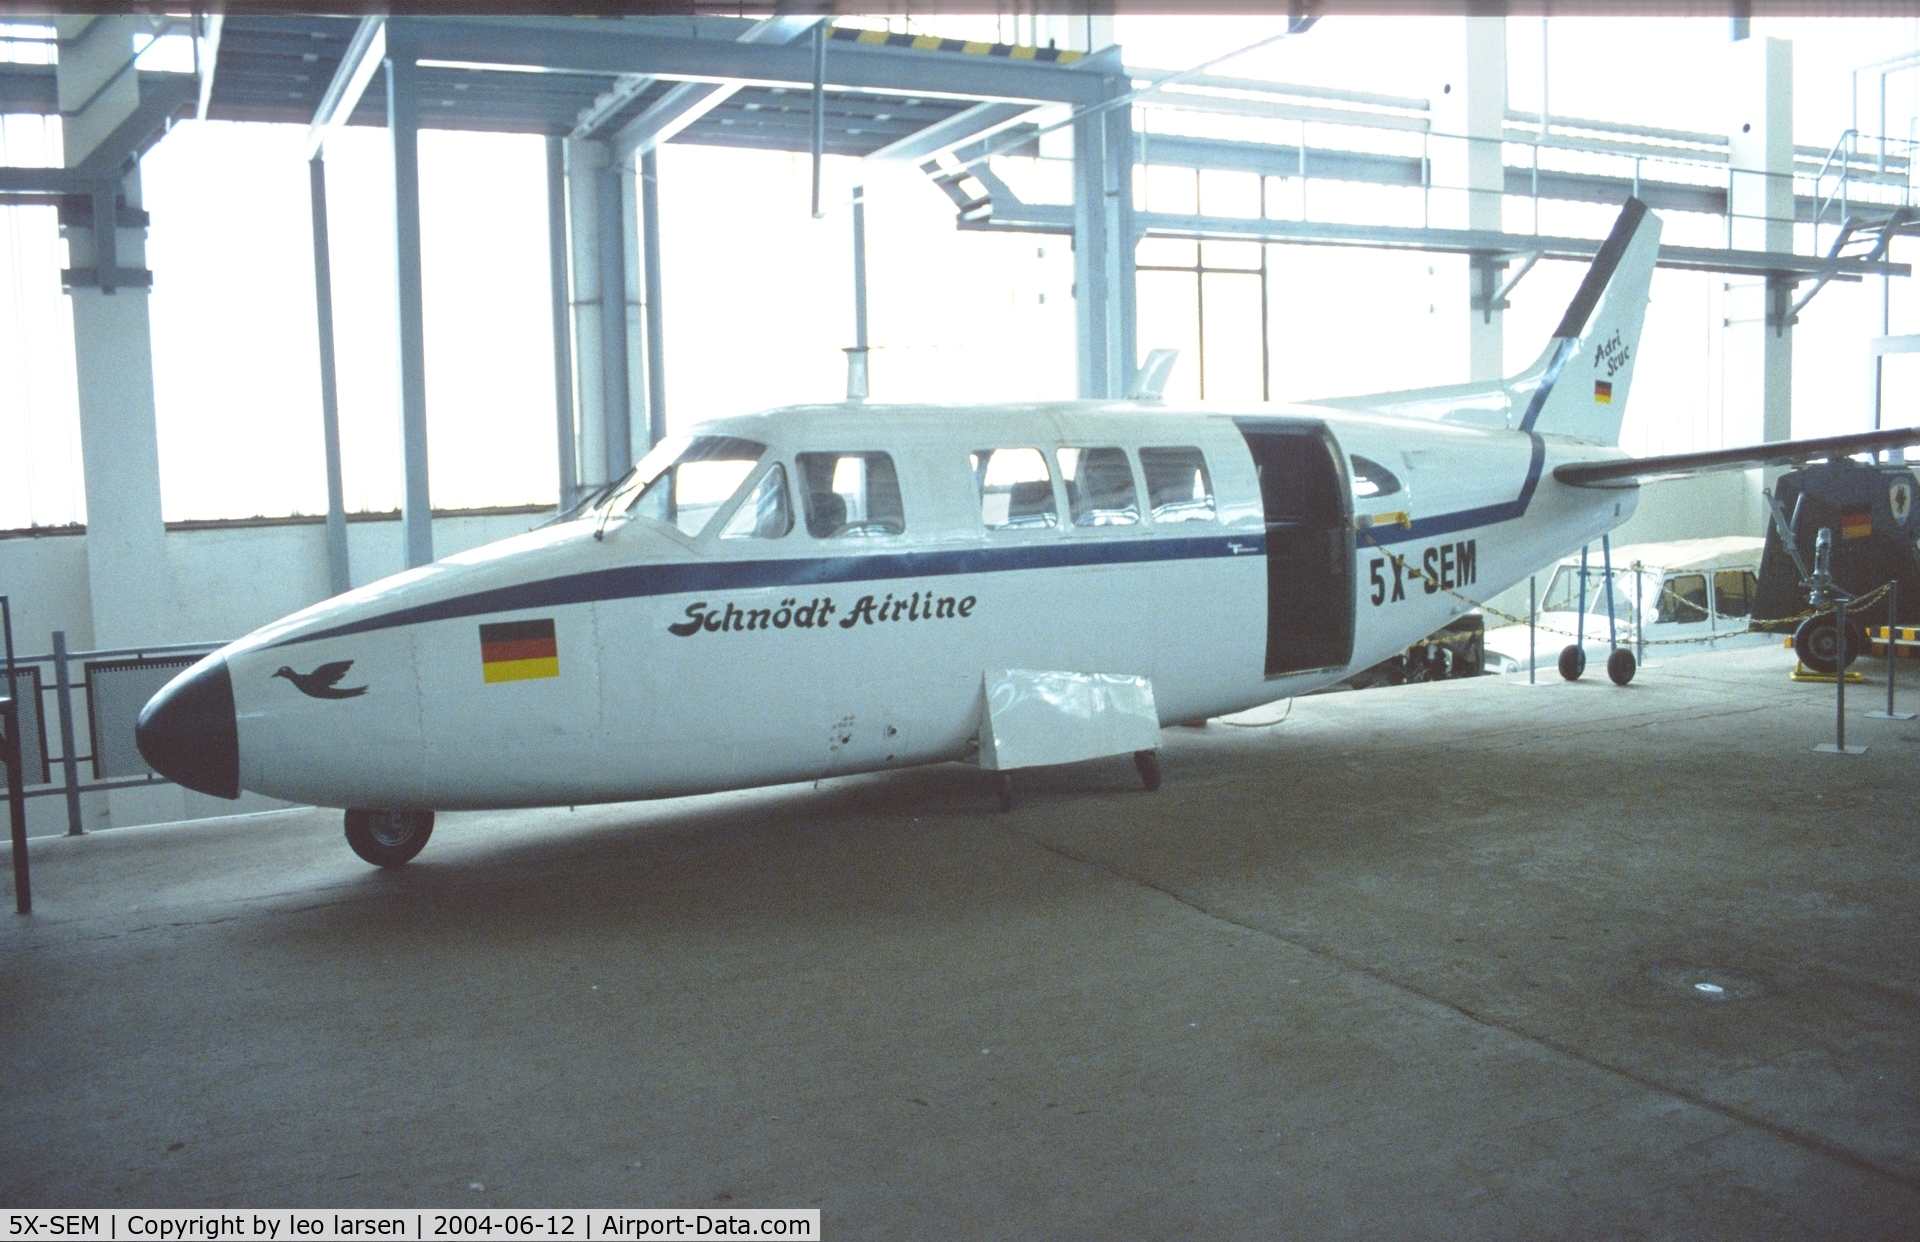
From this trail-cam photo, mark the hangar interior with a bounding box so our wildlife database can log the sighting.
[3,10,1920,1233]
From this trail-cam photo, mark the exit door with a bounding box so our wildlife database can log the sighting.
[1236,422,1355,677]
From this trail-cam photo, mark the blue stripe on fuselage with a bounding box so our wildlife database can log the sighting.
[1361,433,1547,546]
[273,415,1565,648]
[270,531,1269,649]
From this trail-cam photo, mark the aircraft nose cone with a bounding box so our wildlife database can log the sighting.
[135,655,240,799]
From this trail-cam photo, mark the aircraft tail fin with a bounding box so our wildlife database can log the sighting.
[1509,196,1662,446]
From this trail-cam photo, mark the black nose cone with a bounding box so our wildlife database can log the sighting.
[136,655,240,799]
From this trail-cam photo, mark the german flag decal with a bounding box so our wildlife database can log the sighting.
[1594,379,1613,404]
[480,619,559,683]
[1841,504,1873,540]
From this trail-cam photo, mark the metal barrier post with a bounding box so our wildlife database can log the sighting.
[1601,534,1618,651]
[1528,575,1537,684]
[1634,561,1645,666]
[51,631,83,835]
[1576,545,1589,649]
[1869,578,1913,720]
[1817,597,1868,755]
[1838,597,1851,749]
[2,694,27,914]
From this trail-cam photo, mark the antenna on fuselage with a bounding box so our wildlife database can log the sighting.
[1128,349,1179,402]
[844,346,869,403]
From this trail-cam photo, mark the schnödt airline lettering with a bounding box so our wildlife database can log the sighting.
[669,591,977,636]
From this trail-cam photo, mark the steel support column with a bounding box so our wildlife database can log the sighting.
[852,184,870,350]
[565,138,608,488]
[1073,72,1135,398]
[1434,16,1507,381]
[545,136,577,509]
[597,156,633,476]
[1727,35,1795,482]
[1111,91,1137,398]
[640,149,667,448]
[309,156,351,595]
[387,43,433,568]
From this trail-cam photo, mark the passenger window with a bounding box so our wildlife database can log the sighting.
[1656,574,1709,624]
[971,447,1059,531]
[1350,455,1402,499]
[718,463,793,540]
[1714,569,1757,618]
[1139,446,1217,523]
[1058,447,1139,527]
[796,452,905,538]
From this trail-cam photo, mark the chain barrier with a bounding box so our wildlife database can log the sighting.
[1354,528,1894,648]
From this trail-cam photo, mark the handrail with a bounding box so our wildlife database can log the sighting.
[1810,128,1859,255]
[8,640,226,666]
[0,631,236,834]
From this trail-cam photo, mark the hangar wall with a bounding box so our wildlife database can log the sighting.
[1,509,542,835]
[2,13,1913,833]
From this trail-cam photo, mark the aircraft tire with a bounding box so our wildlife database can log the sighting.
[996,774,1014,813]
[1558,644,1586,681]
[1607,648,1637,686]
[1134,749,1162,792]
[344,807,435,867]
[1793,615,1867,675]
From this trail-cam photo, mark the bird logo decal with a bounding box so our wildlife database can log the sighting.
[273,660,368,700]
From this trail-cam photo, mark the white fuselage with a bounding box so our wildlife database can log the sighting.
[207,401,1633,810]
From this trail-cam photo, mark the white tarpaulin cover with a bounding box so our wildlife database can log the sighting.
[977,669,1160,772]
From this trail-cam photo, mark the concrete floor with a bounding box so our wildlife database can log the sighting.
[3,644,1918,1237]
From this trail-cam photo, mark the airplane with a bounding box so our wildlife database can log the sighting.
[136,196,1920,866]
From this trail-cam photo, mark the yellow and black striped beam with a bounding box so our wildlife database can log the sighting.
[830,25,1086,65]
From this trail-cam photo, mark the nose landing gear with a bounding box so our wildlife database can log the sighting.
[344,808,435,867]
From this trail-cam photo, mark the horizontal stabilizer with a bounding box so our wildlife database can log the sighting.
[1553,427,1920,488]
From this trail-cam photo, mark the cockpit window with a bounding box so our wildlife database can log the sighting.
[718,463,794,540]
[616,435,767,537]
[1350,454,1403,499]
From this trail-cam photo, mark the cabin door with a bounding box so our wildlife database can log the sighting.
[1236,422,1355,677]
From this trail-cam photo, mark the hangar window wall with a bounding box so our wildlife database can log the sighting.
[0,112,82,530]
[142,123,559,523]
[10,15,1920,533]
[3,117,560,530]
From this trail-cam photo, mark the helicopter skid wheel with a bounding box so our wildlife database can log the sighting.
[1607,648,1637,686]
[1134,749,1162,792]
[995,773,1014,813]
[1558,644,1586,682]
[344,808,435,868]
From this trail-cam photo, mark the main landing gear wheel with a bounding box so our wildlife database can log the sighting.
[344,808,435,867]
[995,774,1014,814]
[1558,644,1587,682]
[1134,749,1162,792]
[1793,614,1868,676]
[1607,648,1637,686]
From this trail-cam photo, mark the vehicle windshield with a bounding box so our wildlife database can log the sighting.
[1539,564,1650,623]
[592,435,768,537]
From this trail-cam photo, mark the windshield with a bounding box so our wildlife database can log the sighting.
[1540,564,1649,623]
[593,435,768,537]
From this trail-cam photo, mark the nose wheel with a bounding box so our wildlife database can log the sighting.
[344,808,435,867]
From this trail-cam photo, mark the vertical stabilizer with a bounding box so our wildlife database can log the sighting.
[1510,197,1663,445]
